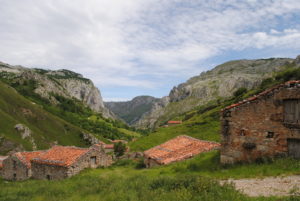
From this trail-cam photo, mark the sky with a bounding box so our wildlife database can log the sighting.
[0,0,300,101]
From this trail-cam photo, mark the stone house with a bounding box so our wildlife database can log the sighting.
[1,144,112,181]
[167,121,182,126]
[144,135,220,168]
[103,144,114,153]
[2,151,44,181]
[221,80,300,164]
[31,145,112,180]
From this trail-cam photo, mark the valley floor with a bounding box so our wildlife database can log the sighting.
[1,151,300,201]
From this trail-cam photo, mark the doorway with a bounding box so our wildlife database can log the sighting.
[287,138,300,159]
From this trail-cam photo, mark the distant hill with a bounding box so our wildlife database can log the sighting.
[0,63,141,154]
[105,96,160,125]
[0,62,115,119]
[135,56,298,129]
[0,81,90,154]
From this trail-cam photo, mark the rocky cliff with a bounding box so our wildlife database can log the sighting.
[0,62,114,119]
[105,96,160,125]
[136,57,295,129]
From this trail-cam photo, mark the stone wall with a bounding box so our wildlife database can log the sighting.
[2,156,30,181]
[221,84,300,164]
[144,158,160,168]
[31,163,68,180]
[31,148,112,180]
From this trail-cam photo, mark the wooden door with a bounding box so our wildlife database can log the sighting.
[90,156,97,166]
[288,138,300,159]
[284,100,299,123]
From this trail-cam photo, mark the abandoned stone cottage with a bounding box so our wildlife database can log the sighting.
[2,144,113,181]
[31,145,112,180]
[2,151,44,180]
[144,135,220,168]
[221,80,300,164]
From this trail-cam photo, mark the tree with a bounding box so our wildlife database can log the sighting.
[114,142,126,157]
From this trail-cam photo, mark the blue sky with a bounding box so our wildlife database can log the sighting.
[0,0,300,101]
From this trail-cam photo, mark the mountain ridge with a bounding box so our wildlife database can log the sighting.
[135,57,297,129]
[105,96,160,125]
[0,62,115,119]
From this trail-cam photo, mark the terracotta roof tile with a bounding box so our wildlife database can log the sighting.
[104,144,114,149]
[222,80,300,111]
[31,146,90,167]
[168,121,182,124]
[144,135,220,165]
[14,151,44,168]
[111,140,127,144]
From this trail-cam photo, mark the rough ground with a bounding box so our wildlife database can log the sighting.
[221,175,300,197]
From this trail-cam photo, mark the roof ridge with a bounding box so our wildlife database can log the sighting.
[222,80,300,112]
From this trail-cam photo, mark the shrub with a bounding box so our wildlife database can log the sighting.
[114,142,126,157]
[233,87,247,97]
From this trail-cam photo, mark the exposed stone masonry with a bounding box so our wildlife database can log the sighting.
[221,80,300,164]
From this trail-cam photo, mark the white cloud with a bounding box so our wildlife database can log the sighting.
[0,0,300,98]
[103,97,131,102]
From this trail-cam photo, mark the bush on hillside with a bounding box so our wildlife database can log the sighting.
[114,142,126,157]
[233,87,247,97]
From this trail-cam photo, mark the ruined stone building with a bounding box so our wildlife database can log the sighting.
[103,144,114,153]
[2,151,44,180]
[144,135,220,168]
[1,144,113,180]
[31,145,111,180]
[221,80,300,164]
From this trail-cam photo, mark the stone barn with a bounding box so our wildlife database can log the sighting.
[221,80,300,164]
[103,144,114,153]
[31,145,111,180]
[2,151,44,181]
[167,121,182,126]
[144,135,220,168]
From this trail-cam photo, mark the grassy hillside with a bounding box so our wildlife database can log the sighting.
[129,101,221,151]
[0,81,104,154]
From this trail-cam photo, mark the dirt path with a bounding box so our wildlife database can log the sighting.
[221,175,300,197]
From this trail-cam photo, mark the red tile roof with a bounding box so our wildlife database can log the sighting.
[167,121,182,124]
[144,135,220,165]
[14,151,44,168]
[31,146,90,167]
[104,144,114,149]
[111,140,127,144]
[222,80,300,112]
[0,156,8,169]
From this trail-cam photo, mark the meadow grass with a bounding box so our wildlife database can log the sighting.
[1,155,300,201]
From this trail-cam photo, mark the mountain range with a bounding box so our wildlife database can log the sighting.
[108,56,300,129]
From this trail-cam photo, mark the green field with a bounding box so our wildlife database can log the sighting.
[1,153,300,201]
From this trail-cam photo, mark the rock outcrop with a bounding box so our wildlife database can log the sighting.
[0,63,114,119]
[137,57,296,129]
[81,132,100,145]
[14,124,37,150]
